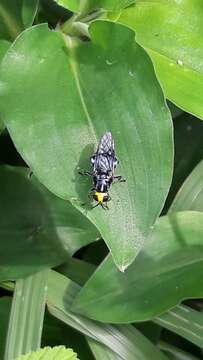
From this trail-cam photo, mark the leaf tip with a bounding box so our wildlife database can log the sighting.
[119,264,128,273]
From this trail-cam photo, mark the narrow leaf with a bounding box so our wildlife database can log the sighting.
[170,159,203,212]
[87,338,123,360]
[158,341,199,360]
[165,113,203,209]
[0,297,11,358]
[0,21,173,270]
[155,305,203,349]
[0,40,10,134]
[4,270,48,360]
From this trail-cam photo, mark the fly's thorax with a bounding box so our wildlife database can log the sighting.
[93,173,113,193]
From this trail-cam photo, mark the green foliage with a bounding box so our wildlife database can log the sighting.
[0,1,203,359]
[0,0,38,41]
[0,20,173,270]
[72,211,203,322]
[4,271,48,360]
[117,0,203,119]
[0,166,98,281]
[15,346,78,360]
[54,0,134,14]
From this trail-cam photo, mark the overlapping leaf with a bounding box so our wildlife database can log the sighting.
[0,0,38,41]
[170,159,203,212]
[0,166,99,281]
[0,21,173,270]
[72,211,203,322]
[117,0,203,119]
[47,271,168,360]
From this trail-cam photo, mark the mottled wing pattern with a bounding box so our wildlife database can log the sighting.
[95,154,113,173]
[97,132,114,156]
[91,132,118,174]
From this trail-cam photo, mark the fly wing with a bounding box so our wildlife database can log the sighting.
[97,132,114,156]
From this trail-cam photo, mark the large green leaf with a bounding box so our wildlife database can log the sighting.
[72,211,203,323]
[0,166,99,281]
[4,270,48,360]
[0,0,38,41]
[0,21,173,270]
[117,0,203,119]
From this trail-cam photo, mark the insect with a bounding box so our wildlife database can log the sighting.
[79,132,125,209]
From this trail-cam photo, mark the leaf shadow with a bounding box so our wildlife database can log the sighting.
[0,166,68,281]
[74,143,95,211]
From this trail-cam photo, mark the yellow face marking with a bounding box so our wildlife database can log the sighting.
[95,192,107,203]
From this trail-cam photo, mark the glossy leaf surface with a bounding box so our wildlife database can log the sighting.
[118,0,203,119]
[0,21,173,269]
[0,166,99,281]
[72,211,203,322]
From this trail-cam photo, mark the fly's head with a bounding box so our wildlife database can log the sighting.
[93,191,110,206]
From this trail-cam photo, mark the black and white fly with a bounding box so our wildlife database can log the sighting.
[79,132,125,209]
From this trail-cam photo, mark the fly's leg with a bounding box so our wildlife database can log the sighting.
[88,188,95,199]
[113,175,126,183]
[78,170,92,177]
[92,202,109,210]
[101,203,109,210]
[28,169,33,179]
[92,202,100,209]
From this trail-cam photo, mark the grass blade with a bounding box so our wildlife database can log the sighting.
[158,341,199,360]
[87,337,123,360]
[4,270,48,360]
[155,305,203,348]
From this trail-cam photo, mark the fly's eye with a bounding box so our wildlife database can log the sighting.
[93,194,98,201]
[90,155,95,164]
[103,195,109,202]
[114,157,119,167]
